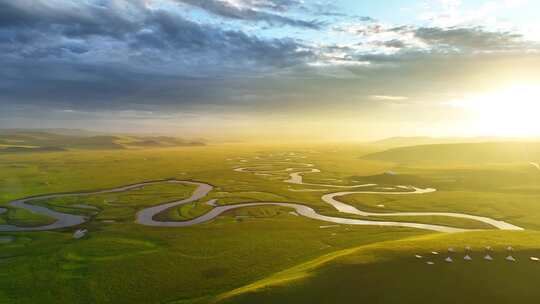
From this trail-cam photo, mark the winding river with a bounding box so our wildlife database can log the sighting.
[0,180,198,232]
[0,154,524,233]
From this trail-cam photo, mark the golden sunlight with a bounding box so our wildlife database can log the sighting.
[449,84,540,137]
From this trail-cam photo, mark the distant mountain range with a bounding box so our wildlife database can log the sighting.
[370,136,540,147]
[0,129,205,153]
[363,142,540,164]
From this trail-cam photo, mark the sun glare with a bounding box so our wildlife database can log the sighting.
[449,84,540,137]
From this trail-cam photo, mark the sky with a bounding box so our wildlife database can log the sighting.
[1,0,540,141]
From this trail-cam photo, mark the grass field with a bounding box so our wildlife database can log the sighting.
[2,140,540,303]
[219,230,540,304]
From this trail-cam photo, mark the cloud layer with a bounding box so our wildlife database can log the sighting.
[1,0,540,139]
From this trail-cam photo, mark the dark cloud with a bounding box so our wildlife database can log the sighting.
[0,0,316,115]
[346,23,387,36]
[0,1,144,37]
[177,0,324,29]
[392,26,527,51]
[133,10,313,67]
[334,22,531,54]
[0,1,312,63]
[416,27,523,50]
[378,39,407,49]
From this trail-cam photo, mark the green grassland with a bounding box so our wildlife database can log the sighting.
[0,212,424,304]
[219,231,540,304]
[1,140,540,303]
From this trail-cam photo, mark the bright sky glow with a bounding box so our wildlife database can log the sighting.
[447,84,540,136]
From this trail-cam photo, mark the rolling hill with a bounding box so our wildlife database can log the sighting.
[369,136,538,148]
[0,129,204,152]
[217,231,540,304]
[362,142,540,164]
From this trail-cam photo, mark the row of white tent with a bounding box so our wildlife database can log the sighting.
[415,246,540,264]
